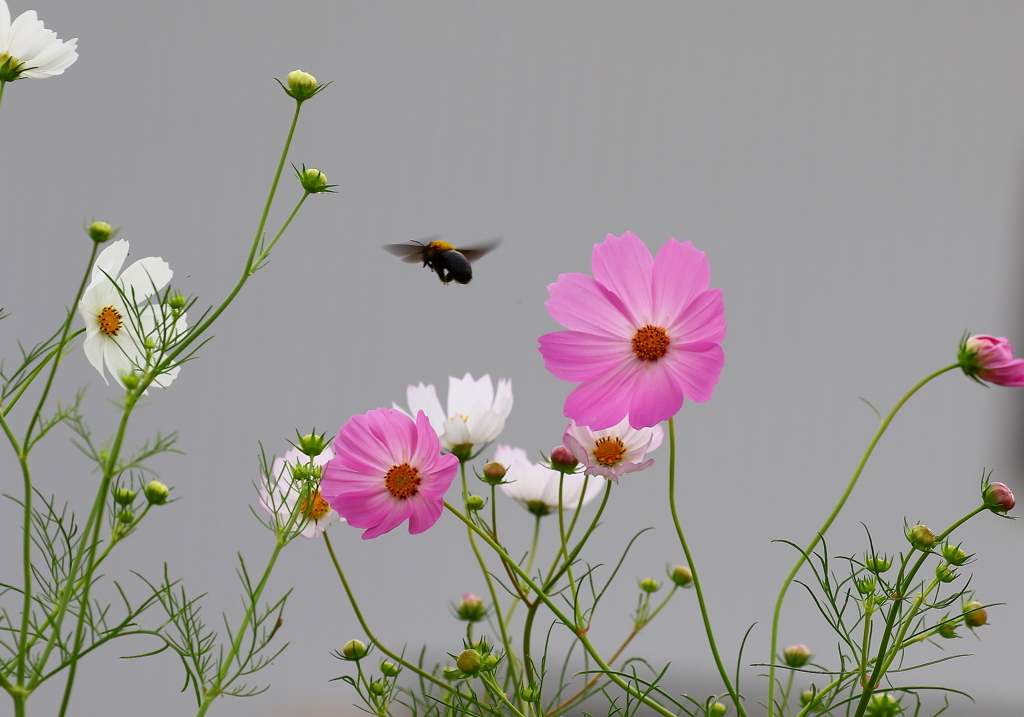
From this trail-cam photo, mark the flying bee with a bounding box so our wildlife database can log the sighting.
[382,237,502,285]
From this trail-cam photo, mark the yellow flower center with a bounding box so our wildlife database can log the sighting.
[592,437,626,466]
[631,325,669,361]
[299,489,331,521]
[98,306,123,336]
[385,463,421,499]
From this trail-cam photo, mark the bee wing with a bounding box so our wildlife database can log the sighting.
[455,237,503,263]
[382,236,440,263]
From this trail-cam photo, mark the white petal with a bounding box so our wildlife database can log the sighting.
[90,239,129,288]
[118,257,172,302]
[82,331,108,383]
[1,2,11,48]
[405,383,445,435]
[448,373,492,418]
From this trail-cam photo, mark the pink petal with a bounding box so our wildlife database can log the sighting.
[416,456,459,500]
[321,466,385,495]
[668,289,726,344]
[563,359,642,430]
[663,342,725,403]
[370,408,419,465]
[327,487,393,528]
[545,273,634,338]
[334,414,395,473]
[591,232,655,325]
[361,499,415,540]
[627,361,684,428]
[980,358,1024,386]
[652,240,711,327]
[538,331,632,382]
[407,496,444,534]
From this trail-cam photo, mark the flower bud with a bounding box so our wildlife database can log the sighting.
[906,524,935,551]
[456,649,481,676]
[456,593,486,622]
[709,703,728,717]
[442,666,462,681]
[865,692,902,717]
[290,463,321,483]
[143,480,169,505]
[113,488,136,506]
[983,481,1015,514]
[783,644,811,668]
[958,334,1024,386]
[117,510,134,524]
[286,69,318,100]
[864,554,892,574]
[297,432,329,458]
[935,563,957,584]
[466,495,485,511]
[342,639,368,660]
[298,167,330,193]
[550,445,579,473]
[380,661,401,677]
[936,619,958,640]
[799,691,822,710]
[168,293,187,312]
[855,577,876,596]
[481,654,499,672]
[87,221,114,244]
[639,578,660,594]
[941,543,968,566]
[670,565,693,587]
[121,372,140,391]
[963,601,987,628]
[519,685,540,703]
[369,680,386,696]
[481,462,507,485]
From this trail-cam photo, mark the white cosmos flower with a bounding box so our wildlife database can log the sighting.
[563,416,663,483]
[394,373,513,452]
[496,445,603,517]
[258,446,341,539]
[77,239,182,389]
[0,0,77,81]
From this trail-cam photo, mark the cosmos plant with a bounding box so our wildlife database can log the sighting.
[0,12,1019,717]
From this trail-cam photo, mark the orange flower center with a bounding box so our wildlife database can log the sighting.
[385,463,421,499]
[98,306,123,336]
[299,489,331,520]
[631,325,669,361]
[592,437,626,466]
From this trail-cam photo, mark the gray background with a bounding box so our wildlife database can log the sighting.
[1,1,1022,715]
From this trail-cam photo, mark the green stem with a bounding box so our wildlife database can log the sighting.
[556,471,581,626]
[445,501,679,717]
[323,533,472,697]
[2,329,86,418]
[506,516,541,623]
[781,671,794,717]
[482,672,526,717]
[667,417,744,715]
[195,542,284,717]
[766,363,958,717]
[0,81,6,117]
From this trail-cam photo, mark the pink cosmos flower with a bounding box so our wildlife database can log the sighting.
[321,408,459,540]
[563,416,663,483]
[958,335,1024,387]
[538,232,725,430]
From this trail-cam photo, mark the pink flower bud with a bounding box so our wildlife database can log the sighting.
[959,335,1024,386]
[550,445,579,473]
[456,593,486,622]
[783,644,812,667]
[983,481,1015,514]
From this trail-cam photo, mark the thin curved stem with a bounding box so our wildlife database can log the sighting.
[667,417,744,715]
[766,363,959,717]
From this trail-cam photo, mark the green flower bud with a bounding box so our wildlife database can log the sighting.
[113,488,136,506]
[855,577,876,596]
[143,481,169,505]
[286,69,319,100]
[670,565,693,587]
[341,639,368,661]
[298,167,330,193]
[87,221,114,244]
[963,601,987,628]
[709,703,728,717]
[936,619,959,640]
[380,661,401,677]
[783,644,811,668]
[481,462,507,485]
[941,542,968,566]
[297,432,329,457]
[481,654,499,672]
[799,690,822,710]
[639,578,660,594]
[456,649,481,676]
[865,692,902,717]
[168,293,187,311]
[120,372,140,391]
[290,463,322,484]
[466,495,485,511]
[549,445,579,473]
[369,680,386,696]
[906,524,935,551]
[456,593,486,622]
[935,563,957,583]
[519,685,540,703]
[442,666,462,681]
[117,510,134,524]
[864,554,892,574]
